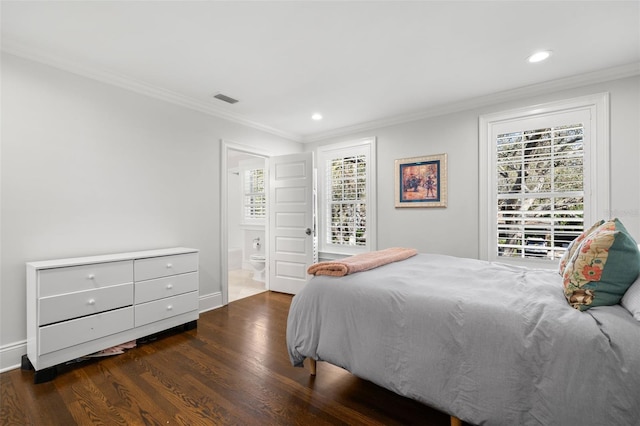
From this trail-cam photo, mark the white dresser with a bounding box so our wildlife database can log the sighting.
[24,247,199,383]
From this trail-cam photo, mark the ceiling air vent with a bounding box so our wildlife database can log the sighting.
[213,93,239,104]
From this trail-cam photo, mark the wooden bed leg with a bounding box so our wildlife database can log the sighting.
[450,416,462,426]
[308,358,317,376]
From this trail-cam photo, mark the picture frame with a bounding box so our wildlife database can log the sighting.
[395,153,447,208]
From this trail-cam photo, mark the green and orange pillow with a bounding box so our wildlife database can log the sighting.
[561,218,640,311]
[557,219,604,275]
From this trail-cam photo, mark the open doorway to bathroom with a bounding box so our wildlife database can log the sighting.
[225,146,268,303]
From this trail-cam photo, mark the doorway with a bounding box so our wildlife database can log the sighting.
[221,141,270,305]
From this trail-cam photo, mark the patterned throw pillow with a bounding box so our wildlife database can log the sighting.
[557,219,604,275]
[562,218,640,311]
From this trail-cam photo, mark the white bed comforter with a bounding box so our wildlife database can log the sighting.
[286,253,640,426]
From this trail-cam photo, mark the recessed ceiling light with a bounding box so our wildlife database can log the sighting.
[312,113,323,121]
[528,50,552,63]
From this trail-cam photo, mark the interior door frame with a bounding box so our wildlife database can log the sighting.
[220,140,272,306]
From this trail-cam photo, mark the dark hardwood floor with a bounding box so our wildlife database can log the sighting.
[1,291,451,425]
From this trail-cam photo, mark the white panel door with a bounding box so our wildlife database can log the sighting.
[269,152,315,294]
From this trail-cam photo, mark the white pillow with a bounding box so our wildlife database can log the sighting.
[621,274,640,321]
[621,244,640,321]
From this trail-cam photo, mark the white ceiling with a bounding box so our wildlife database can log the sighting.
[2,1,639,142]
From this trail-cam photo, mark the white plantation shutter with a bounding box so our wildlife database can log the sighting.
[317,138,377,255]
[496,124,584,259]
[327,154,368,247]
[243,168,266,222]
[479,93,610,265]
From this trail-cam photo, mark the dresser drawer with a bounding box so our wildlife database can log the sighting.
[134,253,198,282]
[135,272,198,304]
[135,291,198,327]
[38,307,134,355]
[39,283,133,326]
[38,260,133,298]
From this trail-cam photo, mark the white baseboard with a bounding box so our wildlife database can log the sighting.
[0,340,26,373]
[199,291,223,313]
[0,292,225,373]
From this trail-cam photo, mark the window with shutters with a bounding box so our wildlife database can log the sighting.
[496,124,584,259]
[479,94,609,265]
[243,167,266,223]
[317,138,377,256]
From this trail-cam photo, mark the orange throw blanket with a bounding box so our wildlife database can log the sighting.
[307,247,418,277]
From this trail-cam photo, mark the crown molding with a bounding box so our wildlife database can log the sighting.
[1,39,303,142]
[3,38,637,145]
[301,62,640,143]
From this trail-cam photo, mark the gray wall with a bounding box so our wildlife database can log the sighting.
[0,54,301,354]
[307,75,640,257]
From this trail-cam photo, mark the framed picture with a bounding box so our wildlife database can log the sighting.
[395,153,447,208]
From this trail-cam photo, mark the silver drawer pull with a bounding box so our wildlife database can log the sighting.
[166,284,173,289]
[166,263,173,268]
[88,274,95,280]
[88,299,96,305]
[167,305,173,311]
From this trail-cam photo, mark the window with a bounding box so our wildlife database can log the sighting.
[241,162,266,224]
[479,94,609,265]
[496,124,584,259]
[317,138,377,255]
[328,155,367,247]
[244,168,265,220]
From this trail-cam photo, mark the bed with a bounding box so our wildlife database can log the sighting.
[286,252,640,426]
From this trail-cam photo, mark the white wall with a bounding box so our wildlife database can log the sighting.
[2,52,638,372]
[226,169,243,251]
[307,75,640,258]
[0,53,302,367]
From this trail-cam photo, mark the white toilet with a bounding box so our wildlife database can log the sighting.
[249,254,266,282]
